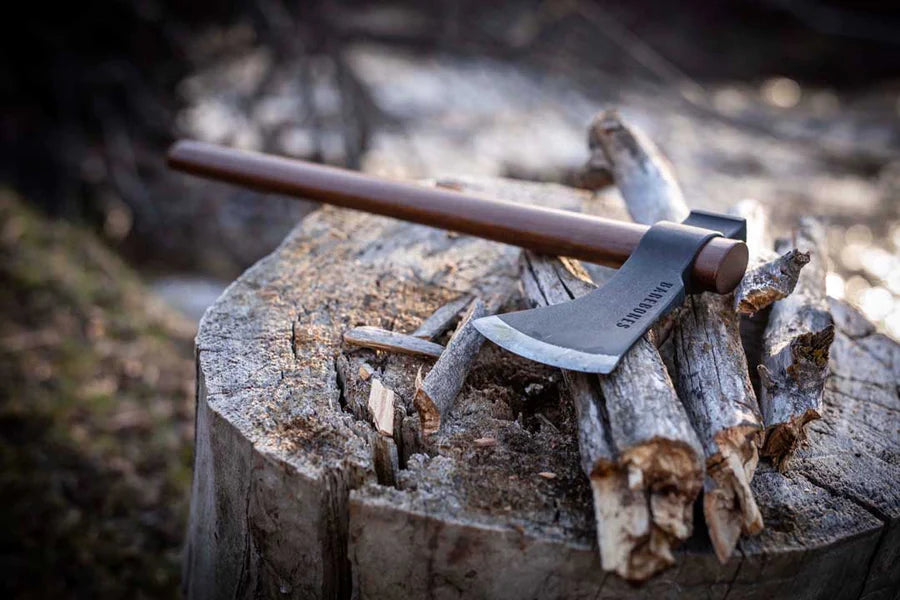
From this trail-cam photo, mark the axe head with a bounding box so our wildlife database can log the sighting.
[473,212,746,374]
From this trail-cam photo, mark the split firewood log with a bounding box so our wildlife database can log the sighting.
[758,218,835,468]
[520,251,704,581]
[185,175,899,599]
[591,109,765,562]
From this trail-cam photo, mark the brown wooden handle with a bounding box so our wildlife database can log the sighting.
[167,140,747,293]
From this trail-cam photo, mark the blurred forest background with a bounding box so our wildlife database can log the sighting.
[2,0,899,596]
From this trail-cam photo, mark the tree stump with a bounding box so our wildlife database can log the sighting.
[184,177,900,600]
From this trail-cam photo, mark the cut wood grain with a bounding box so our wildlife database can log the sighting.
[758,218,835,469]
[593,109,764,562]
[411,294,472,339]
[522,251,704,581]
[414,298,488,435]
[343,326,444,358]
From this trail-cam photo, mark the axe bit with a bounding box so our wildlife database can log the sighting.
[168,140,748,374]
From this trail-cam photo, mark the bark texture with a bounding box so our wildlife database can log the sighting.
[592,109,764,562]
[759,218,835,468]
[521,251,704,581]
[186,175,899,600]
[413,298,490,435]
[731,199,809,316]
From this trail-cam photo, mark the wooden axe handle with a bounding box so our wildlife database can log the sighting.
[167,140,747,293]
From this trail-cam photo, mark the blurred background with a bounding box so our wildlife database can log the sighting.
[2,0,898,596]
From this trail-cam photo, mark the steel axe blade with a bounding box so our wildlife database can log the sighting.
[473,212,746,374]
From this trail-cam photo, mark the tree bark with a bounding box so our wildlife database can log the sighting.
[520,251,704,581]
[758,218,835,468]
[591,110,764,562]
[414,298,491,435]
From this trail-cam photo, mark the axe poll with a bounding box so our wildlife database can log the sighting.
[168,140,748,374]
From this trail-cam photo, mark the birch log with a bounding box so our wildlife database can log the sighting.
[520,252,704,581]
[592,109,764,562]
[758,218,835,468]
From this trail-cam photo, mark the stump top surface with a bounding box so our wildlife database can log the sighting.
[195,176,900,599]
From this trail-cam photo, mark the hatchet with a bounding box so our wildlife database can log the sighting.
[167,140,748,374]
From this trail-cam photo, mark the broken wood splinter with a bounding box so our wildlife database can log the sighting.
[343,326,444,359]
[367,378,395,437]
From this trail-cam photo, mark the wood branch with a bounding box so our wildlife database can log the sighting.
[414,299,488,435]
[367,378,395,437]
[672,294,764,561]
[589,109,688,223]
[411,294,473,339]
[521,251,704,581]
[759,218,835,469]
[731,199,809,315]
[343,326,444,358]
[593,109,764,562]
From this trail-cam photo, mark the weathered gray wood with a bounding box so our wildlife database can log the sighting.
[187,174,899,600]
[758,218,835,468]
[521,251,704,581]
[735,249,809,315]
[594,109,765,563]
[343,326,445,359]
[731,199,809,315]
[410,294,472,339]
[671,293,764,562]
[413,298,488,435]
[372,433,399,487]
[589,109,688,224]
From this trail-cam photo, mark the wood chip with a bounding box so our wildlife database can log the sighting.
[358,362,374,381]
[537,472,557,479]
[343,326,444,358]
[473,437,496,447]
[367,379,395,437]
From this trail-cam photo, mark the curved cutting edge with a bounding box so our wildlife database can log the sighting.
[473,315,619,374]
